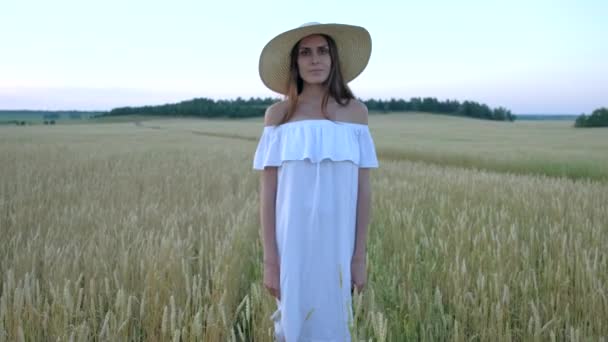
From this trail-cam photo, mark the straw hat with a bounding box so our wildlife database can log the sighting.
[259,22,372,95]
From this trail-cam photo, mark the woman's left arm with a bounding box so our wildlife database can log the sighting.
[353,168,371,260]
[352,168,371,292]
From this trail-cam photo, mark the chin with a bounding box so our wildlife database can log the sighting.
[304,76,329,85]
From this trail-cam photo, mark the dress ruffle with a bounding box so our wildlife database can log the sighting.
[253,120,379,170]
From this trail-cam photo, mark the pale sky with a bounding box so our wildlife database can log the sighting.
[1,0,606,114]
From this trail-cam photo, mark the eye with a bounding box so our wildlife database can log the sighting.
[318,46,329,55]
[299,49,311,56]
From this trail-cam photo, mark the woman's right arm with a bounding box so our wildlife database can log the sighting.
[260,167,279,265]
[260,165,280,300]
[259,101,286,299]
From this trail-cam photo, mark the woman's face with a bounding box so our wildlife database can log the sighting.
[296,34,332,86]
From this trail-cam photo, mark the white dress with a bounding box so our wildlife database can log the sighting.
[253,119,379,342]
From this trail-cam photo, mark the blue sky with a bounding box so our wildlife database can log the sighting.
[1,0,606,113]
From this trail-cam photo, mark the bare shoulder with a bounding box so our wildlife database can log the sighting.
[343,99,368,125]
[264,100,288,126]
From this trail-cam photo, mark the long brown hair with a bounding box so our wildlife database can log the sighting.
[279,34,355,125]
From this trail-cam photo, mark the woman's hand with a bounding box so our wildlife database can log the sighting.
[351,257,367,294]
[264,260,280,300]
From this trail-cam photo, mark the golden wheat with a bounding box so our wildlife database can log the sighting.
[1,116,606,340]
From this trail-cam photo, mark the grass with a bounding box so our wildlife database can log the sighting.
[369,113,608,181]
[0,114,607,340]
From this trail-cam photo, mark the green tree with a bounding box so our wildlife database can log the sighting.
[575,108,608,128]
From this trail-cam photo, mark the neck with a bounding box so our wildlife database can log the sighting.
[299,83,327,103]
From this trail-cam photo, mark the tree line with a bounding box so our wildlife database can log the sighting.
[107,96,515,121]
[365,98,515,121]
[574,108,608,127]
[107,97,275,118]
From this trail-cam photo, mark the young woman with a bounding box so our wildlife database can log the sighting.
[253,22,379,341]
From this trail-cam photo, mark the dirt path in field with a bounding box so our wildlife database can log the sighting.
[134,120,257,142]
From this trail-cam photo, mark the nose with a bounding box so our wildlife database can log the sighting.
[311,52,320,64]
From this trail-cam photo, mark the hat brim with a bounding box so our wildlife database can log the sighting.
[259,23,372,95]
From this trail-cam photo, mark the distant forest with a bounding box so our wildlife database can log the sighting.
[574,108,608,127]
[106,97,516,121]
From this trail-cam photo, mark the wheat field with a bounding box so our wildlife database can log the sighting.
[1,114,607,341]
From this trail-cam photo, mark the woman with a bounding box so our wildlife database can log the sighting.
[253,22,379,341]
